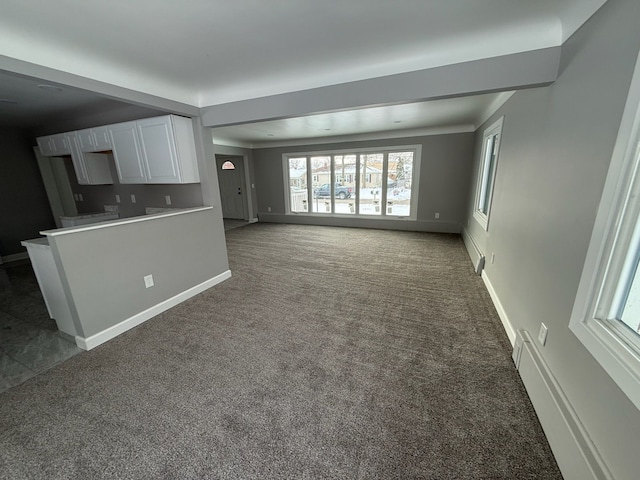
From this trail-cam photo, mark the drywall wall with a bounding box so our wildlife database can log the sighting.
[62,158,204,218]
[252,133,475,232]
[0,127,55,256]
[462,0,640,478]
[47,207,229,339]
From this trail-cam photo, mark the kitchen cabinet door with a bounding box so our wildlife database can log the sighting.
[108,121,147,184]
[92,126,111,150]
[50,133,71,155]
[37,133,71,156]
[65,133,90,185]
[37,136,55,156]
[76,129,96,152]
[136,115,200,184]
[136,116,180,183]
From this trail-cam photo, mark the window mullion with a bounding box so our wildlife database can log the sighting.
[306,157,312,213]
[355,154,361,215]
[382,152,389,216]
[331,155,336,214]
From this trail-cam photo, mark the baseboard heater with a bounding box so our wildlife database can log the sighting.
[513,330,613,480]
[461,228,485,275]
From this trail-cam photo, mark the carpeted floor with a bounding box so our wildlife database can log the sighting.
[0,224,562,479]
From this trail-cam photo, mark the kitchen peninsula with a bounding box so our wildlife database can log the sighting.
[22,207,230,350]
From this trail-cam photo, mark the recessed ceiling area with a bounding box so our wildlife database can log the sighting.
[211,92,514,147]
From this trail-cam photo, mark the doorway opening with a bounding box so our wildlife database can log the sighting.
[215,154,249,221]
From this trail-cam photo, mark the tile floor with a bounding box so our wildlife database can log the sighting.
[0,260,82,393]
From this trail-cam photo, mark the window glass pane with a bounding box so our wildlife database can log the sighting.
[478,135,497,214]
[387,152,413,217]
[334,154,356,214]
[359,153,383,215]
[620,254,640,336]
[288,157,308,213]
[311,156,332,213]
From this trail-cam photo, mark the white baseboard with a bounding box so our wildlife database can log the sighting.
[248,217,259,223]
[516,330,613,480]
[0,252,29,264]
[75,270,232,350]
[481,271,516,345]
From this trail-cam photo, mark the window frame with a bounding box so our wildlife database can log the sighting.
[282,144,422,221]
[569,50,640,411]
[473,116,504,230]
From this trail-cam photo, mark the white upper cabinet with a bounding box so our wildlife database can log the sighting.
[92,126,111,151]
[65,133,114,185]
[136,115,199,184]
[108,121,147,184]
[36,133,71,156]
[77,127,112,152]
[110,115,199,184]
[37,115,199,185]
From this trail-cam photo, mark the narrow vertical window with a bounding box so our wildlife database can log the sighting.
[474,117,504,230]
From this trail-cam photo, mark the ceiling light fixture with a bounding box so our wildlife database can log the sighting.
[393,120,403,124]
[37,84,63,92]
[267,133,274,137]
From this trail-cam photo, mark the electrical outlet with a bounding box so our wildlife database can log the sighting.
[131,194,136,204]
[491,253,496,264]
[267,206,272,212]
[144,274,154,288]
[115,194,121,203]
[435,212,440,219]
[538,323,548,346]
[78,193,84,201]
[165,195,172,205]
[74,193,79,201]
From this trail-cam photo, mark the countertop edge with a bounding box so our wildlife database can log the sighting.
[41,206,213,237]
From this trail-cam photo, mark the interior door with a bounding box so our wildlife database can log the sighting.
[216,156,247,219]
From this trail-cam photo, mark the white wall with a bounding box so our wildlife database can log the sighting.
[463,0,640,478]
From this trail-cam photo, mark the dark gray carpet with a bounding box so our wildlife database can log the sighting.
[0,224,562,479]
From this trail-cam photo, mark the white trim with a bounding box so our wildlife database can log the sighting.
[0,252,29,263]
[248,217,259,223]
[75,270,232,350]
[213,124,475,150]
[568,47,640,411]
[473,116,504,231]
[481,271,516,346]
[516,330,613,480]
[41,206,212,237]
[283,144,421,221]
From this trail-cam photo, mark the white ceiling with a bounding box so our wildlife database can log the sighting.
[0,1,606,141]
[0,0,606,107]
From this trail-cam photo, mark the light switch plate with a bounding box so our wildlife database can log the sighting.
[144,274,154,288]
[131,194,136,204]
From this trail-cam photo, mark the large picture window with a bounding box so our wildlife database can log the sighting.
[284,146,420,219]
[473,117,504,230]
